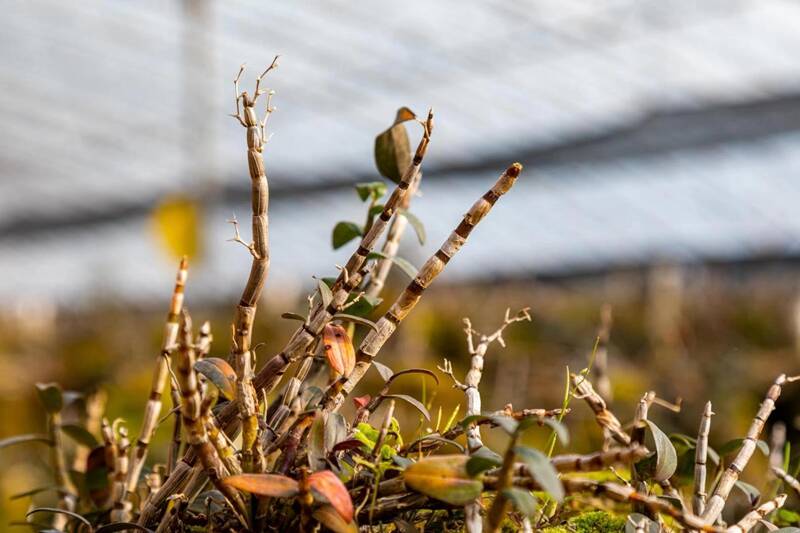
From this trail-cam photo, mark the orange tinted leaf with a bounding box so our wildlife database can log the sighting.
[194,358,237,400]
[222,474,299,498]
[402,455,483,505]
[353,395,371,409]
[323,324,355,377]
[309,471,354,522]
[312,504,358,533]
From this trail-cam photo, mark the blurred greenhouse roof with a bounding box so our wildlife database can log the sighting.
[2,0,800,306]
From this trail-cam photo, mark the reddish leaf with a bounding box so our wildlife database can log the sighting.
[222,474,299,498]
[309,470,354,522]
[312,504,358,533]
[323,324,355,378]
[352,395,371,409]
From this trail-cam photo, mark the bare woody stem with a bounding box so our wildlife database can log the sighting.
[702,374,796,524]
[230,60,278,473]
[726,494,786,533]
[319,163,523,415]
[693,401,714,516]
[253,111,434,397]
[439,306,531,533]
[122,257,187,513]
[365,171,422,298]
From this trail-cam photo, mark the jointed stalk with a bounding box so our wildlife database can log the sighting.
[693,401,714,515]
[121,257,188,516]
[171,311,248,525]
[702,374,796,524]
[254,111,434,397]
[229,60,278,473]
[319,163,523,415]
[365,171,422,298]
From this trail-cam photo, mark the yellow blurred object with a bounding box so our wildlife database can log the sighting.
[150,196,202,260]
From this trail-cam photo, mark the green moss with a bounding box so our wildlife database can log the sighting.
[544,511,626,533]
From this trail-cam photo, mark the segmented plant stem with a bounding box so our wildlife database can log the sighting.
[365,171,422,298]
[702,374,792,524]
[254,111,433,397]
[320,163,523,414]
[121,257,187,516]
[693,401,714,515]
[172,311,247,524]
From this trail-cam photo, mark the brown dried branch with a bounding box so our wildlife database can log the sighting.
[571,373,630,447]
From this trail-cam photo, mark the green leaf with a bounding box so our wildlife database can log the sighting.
[10,486,65,501]
[489,415,518,436]
[544,418,569,446]
[515,446,564,502]
[718,438,770,457]
[318,278,334,307]
[0,434,53,449]
[734,480,760,506]
[466,447,503,476]
[343,294,382,317]
[280,312,307,322]
[96,523,155,533]
[374,107,415,183]
[194,358,237,401]
[35,382,63,414]
[27,508,92,530]
[367,251,418,279]
[384,394,431,421]
[332,221,363,250]
[503,487,537,517]
[400,209,426,245]
[355,181,387,202]
[333,313,379,332]
[372,361,394,382]
[402,455,483,505]
[61,424,99,449]
[308,412,326,471]
[644,420,678,482]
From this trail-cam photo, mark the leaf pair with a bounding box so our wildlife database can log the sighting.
[223,470,354,523]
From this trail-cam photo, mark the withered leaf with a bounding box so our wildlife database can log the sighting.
[323,324,356,378]
[403,455,483,505]
[222,473,299,498]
